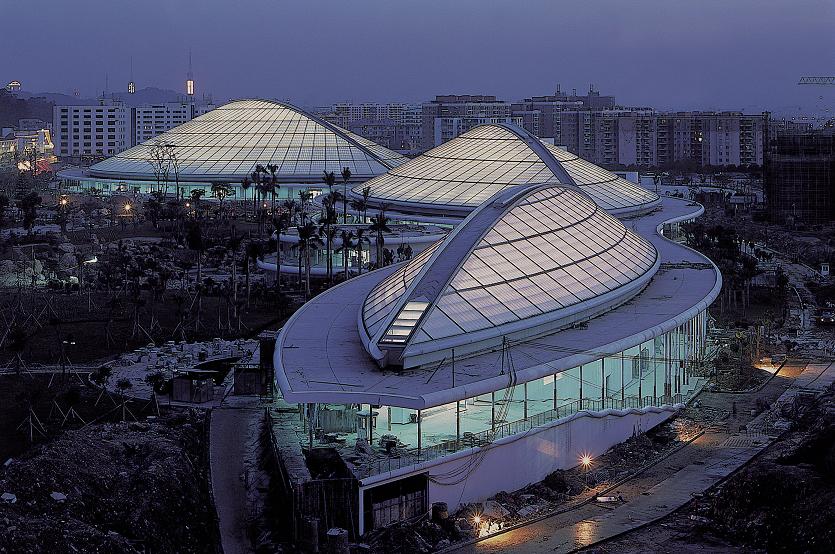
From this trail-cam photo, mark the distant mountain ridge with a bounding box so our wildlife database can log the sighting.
[14,87,199,107]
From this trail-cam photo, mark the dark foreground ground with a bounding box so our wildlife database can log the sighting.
[0,375,220,553]
[581,384,835,554]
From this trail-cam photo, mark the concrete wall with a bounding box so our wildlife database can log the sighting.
[358,406,676,534]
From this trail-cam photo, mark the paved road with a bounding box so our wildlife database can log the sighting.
[456,361,830,554]
[210,406,260,554]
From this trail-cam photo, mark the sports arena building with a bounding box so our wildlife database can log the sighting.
[59,99,408,198]
[271,178,720,536]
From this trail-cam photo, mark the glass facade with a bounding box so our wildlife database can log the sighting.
[354,124,658,211]
[361,185,657,356]
[300,310,709,476]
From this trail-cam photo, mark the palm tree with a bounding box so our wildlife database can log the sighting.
[652,173,662,195]
[369,209,391,267]
[252,165,266,226]
[350,197,368,224]
[190,188,205,218]
[322,170,336,196]
[353,228,369,275]
[319,195,339,284]
[211,183,231,218]
[226,233,243,325]
[298,190,313,224]
[244,240,263,305]
[362,186,371,222]
[272,212,290,293]
[240,176,251,219]
[336,229,356,281]
[281,198,297,225]
[266,163,279,215]
[341,167,352,223]
[297,221,322,299]
[185,219,205,327]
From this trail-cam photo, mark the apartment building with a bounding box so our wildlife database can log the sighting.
[53,99,215,162]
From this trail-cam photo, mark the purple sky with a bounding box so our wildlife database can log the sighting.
[5,0,834,114]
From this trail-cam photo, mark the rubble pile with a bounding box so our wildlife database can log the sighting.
[0,412,217,553]
[688,387,835,552]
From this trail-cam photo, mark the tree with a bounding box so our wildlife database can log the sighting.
[369,209,391,267]
[652,173,662,194]
[297,222,322,299]
[272,212,290,293]
[18,191,42,234]
[115,378,133,420]
[144,191,164,229]
[298,190,313,224]
[0,193,10,228]
[322,170,336,196]
[211,183,231,217]
[318,195,339,284]
[354,227,369,275]
[186,219,205,288]
[244,240,263,305]
[190,188,205,218]
[336,229,356,281]
[240,176,251,219]
[266,163,279,215]
[341,166,352,223]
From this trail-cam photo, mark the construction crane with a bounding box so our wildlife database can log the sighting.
[798,76,835,85]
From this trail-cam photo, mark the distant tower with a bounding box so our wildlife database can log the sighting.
[128,56,136,94]
[186,51,195,97]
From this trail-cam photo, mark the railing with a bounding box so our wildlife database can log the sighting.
[365,391,696,476]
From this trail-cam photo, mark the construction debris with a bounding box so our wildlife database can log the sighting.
[0,412,218,553]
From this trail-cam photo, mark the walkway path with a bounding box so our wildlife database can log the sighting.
[457,361,835,553]
[210,405,261,554]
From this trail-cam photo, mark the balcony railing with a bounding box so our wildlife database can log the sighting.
[365,386,702,477]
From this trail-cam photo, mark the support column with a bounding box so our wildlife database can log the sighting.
[620,353,625,405]
[456,400,461,446]
[491,391,496,433]
[523,382,528,420]
[579,365,584,410]
[601,359,605,407]
[553,374,558,412]
[417,410,422,454]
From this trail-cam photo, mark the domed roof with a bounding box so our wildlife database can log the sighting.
[353,123,659,217]
[360,183,659,368]
[89,99,408,182]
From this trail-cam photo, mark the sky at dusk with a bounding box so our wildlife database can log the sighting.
[3,0,833,114]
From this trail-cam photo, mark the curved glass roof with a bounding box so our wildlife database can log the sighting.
[361,183,658,366]
[353,123,659,214]
[89,99,408,182]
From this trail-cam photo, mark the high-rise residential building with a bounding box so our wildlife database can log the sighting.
[318,102,423,151]
[53,99,215,162]
[765,129,835,225]
[53,101,131,160]
[421,95,515,149]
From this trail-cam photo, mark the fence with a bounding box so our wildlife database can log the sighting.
[367,392,693,476]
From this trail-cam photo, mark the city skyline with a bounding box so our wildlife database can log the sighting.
[4,0,833,116]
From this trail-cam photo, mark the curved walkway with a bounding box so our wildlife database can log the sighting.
[210,405,261,554]
[455,360,834,553]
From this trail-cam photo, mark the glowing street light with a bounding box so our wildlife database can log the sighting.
[124,203,132,213]
[581,454,592,468]
[59,197,68,206]
[472,515,481,525]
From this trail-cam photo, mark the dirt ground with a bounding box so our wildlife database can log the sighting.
[0,375,220,553]
[582,366,835,554]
